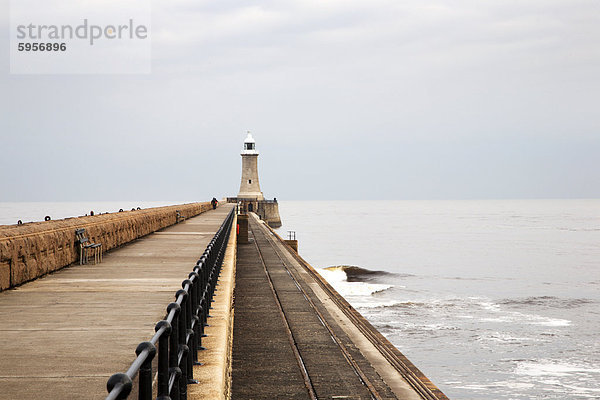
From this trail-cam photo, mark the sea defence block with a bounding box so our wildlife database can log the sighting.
[284,239,298,252]
[0,202,211,291]
[257,200,281,228]
[237,214,248,244]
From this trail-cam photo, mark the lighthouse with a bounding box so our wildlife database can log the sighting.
[232,132,281,227]
[238,132,265,201]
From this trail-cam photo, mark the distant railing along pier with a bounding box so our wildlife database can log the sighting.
[225,197,277,203]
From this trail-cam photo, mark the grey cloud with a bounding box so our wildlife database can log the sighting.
[1,0,599,201]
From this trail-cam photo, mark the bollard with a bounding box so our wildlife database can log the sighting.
[106,373,132,400]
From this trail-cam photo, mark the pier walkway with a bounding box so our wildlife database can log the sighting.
[0,205,234,400]
[231,215,441,399]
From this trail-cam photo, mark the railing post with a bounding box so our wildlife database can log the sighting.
[182,280,198,382]
[155,320,172,400]
[188,271,202,363]
[179,345,189,399]
[168,367,181,400]
[167,302,181,400]
[135,341,156,400]
[176,289,189,399]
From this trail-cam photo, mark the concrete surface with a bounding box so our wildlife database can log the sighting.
[0,204,233,400]
[0,202,211,290]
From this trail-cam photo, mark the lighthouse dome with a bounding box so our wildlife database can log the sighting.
[244,133,255,144]
[241,132,258,155]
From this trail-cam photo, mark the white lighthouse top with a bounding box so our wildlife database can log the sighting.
[241,132,258,155]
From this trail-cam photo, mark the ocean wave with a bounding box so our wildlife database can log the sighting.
[356,300,407,309]
[360,298,471,311]
[324,265,398,282]
[318,267,394,297]
[499,296,595,309]
[476,332,541,344]
[401,322,460,332]
[365,296,574,328]
[358,301,428,310]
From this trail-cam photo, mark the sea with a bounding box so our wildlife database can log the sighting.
[274,200,600,400]
[1,199,599,399]
[0,201,194,225]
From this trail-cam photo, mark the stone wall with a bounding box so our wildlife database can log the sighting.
[0,202,211,291]
[257,201,281,228]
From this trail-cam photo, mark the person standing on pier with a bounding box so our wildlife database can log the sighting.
[211,197,218,209]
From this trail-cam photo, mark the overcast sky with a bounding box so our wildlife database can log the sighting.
[1,0,599,201]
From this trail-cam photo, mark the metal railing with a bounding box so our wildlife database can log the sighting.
[226,197,278,204]
[105,207,235,400]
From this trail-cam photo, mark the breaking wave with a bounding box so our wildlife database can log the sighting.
[499,296,595,309]
[318,265,393,297]
[323,265,396,282]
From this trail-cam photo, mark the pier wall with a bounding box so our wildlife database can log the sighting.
[257,201,281,228]
[0,202,211,291]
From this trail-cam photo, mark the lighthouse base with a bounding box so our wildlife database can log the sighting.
[227,197,282,228]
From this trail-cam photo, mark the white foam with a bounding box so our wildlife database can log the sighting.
[531,317,571,327]
[402,322,459,331]
[515,361,600,377]
[481,317,510,323]
[318,267,347,284]
[478,332,538,344]
[518,312,572,327]
[339,282,392,297]
[454,381,537,391]
[478,308,572,327]
[479,301,501,311]
[559,383,600,394]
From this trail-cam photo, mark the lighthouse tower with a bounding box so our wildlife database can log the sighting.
[238,132,265,201]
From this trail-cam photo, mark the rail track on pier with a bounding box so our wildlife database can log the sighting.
[250,221,384,400]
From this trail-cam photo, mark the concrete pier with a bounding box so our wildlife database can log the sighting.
[0,205,234,399]
[0,204,446,399]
